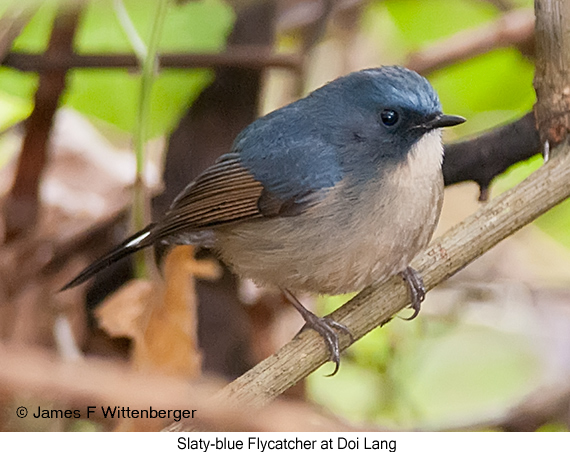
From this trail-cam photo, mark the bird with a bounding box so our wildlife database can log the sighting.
[62,66,465,375]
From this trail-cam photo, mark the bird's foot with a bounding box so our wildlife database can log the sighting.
[282,289,353,376]
[301,314,353,376]
[400,266,425,320]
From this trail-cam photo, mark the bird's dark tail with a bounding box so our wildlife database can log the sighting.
[60,224,156,291]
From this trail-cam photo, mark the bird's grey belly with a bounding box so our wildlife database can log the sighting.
[213,158,444,295]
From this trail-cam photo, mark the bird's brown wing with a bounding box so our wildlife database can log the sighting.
[156,153,265,238]
[155,152,328,240]
[60,154,327,291]
[61,154,266,290]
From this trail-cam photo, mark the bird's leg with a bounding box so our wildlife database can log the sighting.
[282,289,353,376]
[400,266,426,320]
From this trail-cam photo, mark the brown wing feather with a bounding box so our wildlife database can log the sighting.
[156,153,265,238]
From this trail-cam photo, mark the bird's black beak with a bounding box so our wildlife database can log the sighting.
[423,114,466,130]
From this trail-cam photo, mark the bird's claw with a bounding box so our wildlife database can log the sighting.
[300,314,353,376]
[283,289,353,376]
[401,266,425,320]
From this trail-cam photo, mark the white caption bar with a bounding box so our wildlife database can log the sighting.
[0,431,566,451]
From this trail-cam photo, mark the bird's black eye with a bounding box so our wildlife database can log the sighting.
[380,109,399,127]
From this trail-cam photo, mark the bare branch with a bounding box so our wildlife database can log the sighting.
[2,48,302,72]
[443,112,540,200]
[3,6,82,242]
[407,8,534,75]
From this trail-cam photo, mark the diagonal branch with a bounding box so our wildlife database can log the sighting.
[406,8,534,76]
[216,142,570,408]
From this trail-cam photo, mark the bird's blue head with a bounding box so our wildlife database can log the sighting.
[309,66,465,164]
[233,66,464,202]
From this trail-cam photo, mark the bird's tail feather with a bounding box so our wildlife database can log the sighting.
[60,224,156,291]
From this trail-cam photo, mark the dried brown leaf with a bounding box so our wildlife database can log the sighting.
[96,246,221,380]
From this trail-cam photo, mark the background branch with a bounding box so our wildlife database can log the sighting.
[2,5,81,242]
[534,0,570,148]
[407,8,534,75]
[443,112,541,200]
[2,48,302,72]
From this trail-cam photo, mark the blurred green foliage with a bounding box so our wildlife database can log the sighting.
[309,314,541,430]
[310,290,543,430]
[0,0,234,136]
[537,422,569,432]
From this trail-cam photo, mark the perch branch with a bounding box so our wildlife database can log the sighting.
[217,141,570,408]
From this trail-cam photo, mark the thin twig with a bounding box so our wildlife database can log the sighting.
[130,0,170,278]
[113,0,148,63]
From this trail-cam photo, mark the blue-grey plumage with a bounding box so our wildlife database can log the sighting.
[236,67,442,197]
[213,67,450,293]
[216,129,445,295]
[62,66,465,374]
